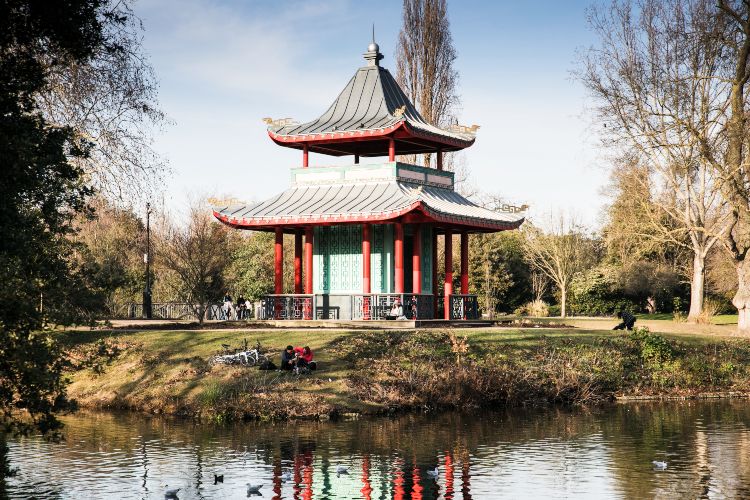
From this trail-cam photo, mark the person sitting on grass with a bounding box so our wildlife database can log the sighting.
[613,310,637,331]
[294,346,316,370]
[281,345,297,370]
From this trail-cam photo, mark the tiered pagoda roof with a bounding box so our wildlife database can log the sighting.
[214,163,523,232]
[267,41,476,157]
[214,40,525,233]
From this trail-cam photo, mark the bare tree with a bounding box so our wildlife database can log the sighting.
[531,271,549,303]
[396,0,459,168]
[579,1,730,322]
[716,1,750,334]
[157,204,234,323]
[36,0,167,204]
[523,216,595,318]
[579,0,750,334]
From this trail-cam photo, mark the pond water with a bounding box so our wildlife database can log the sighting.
[3,400,750,499]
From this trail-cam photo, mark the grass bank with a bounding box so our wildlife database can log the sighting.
[57,325,750,421]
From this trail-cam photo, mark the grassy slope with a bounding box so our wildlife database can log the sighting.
[58,322,750,420]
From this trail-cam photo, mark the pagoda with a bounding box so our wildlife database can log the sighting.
[213,39,525,321]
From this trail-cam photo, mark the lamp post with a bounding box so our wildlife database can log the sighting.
[143,202,152,319]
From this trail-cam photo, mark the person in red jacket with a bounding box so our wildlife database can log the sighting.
[293,346,316,370]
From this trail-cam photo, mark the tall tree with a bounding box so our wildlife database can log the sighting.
[74,197,145,315]
[36,0,166,204]
[716,1,750,334]
[579,0,750,334]
[602,156,690,309]
[156,204,235,323]
[523,216,596,318]
[227,231,275,302]
[396,0,459,167]
[0,0,107,438]
[579,1,729,321]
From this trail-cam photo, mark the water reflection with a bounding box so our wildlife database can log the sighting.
[3,400,750,499]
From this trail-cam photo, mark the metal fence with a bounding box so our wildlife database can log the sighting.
[436,295,481,320]
[257,295,315,320]
[351,293,435,320]
[117,302,254,321]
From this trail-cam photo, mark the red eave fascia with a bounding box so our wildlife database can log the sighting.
[400,121,475,150]
[267,120,475,150]
[267,122,404,146]
[213,202,522,233]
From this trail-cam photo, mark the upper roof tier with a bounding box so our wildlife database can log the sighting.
[266,42,477,157]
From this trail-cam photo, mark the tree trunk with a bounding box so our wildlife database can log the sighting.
[733,258,750,335]
[687,253,706,322]
[560,288,567,318]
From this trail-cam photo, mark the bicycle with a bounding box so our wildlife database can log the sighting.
[209,340,269,367]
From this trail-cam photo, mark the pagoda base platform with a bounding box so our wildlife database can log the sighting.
[248,319,494,329]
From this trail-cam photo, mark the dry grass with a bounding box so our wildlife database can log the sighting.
[56,323,750,420]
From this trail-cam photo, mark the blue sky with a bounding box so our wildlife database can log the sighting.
[138,0,607,228]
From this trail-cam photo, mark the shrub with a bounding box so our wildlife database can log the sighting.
[569,265,637,316]
[629,327,675,366]
[697,298,722,324]
[514,300,549,317]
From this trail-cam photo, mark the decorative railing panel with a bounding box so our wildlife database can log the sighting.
[352,294,434,320]
[258,295,315,320]
[436,295,480,320]
[450,294,480,320]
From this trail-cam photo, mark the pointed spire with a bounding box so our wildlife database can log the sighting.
[364,25,383,67]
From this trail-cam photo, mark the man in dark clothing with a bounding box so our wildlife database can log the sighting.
[281,345,297,370]
[613,310,637,330]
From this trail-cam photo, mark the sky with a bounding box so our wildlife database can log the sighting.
[137,0,609,229]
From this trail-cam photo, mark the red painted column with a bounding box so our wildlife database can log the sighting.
[294,231,303,294]
[302,144,309,168]
[437,150,443,170]
[444,230,453,320]
[412,224,422,294]
[461,232,469,294]
[432,229,438,318]
[362,223,371,293]
[274,227,283,294]
[394,222,404,293]
[388,137,395,161]
[304,227,313,294]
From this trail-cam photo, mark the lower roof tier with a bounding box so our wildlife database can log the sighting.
[213,164,524,233]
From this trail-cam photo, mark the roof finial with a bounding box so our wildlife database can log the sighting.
[364,24,383,66]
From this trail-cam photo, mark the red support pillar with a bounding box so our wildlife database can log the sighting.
[274,228,284,294]
[388,137,395,161]
[394,222,404,293]
[302,144,309,168]
[362,223,371,293]
[432,229,438,318]
[294,231,303,294]
[461,232,469,294]
[444,230,453,320]
[412,224,422,294]
[304,227,313,294]
[437,150,443,170]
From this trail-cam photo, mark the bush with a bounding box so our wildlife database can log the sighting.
[569,265,637,316]
[629,327,675,366]
[514,300,549,317]
[697,298,723,324]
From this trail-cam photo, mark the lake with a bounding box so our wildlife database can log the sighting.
[3,400,750,499]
